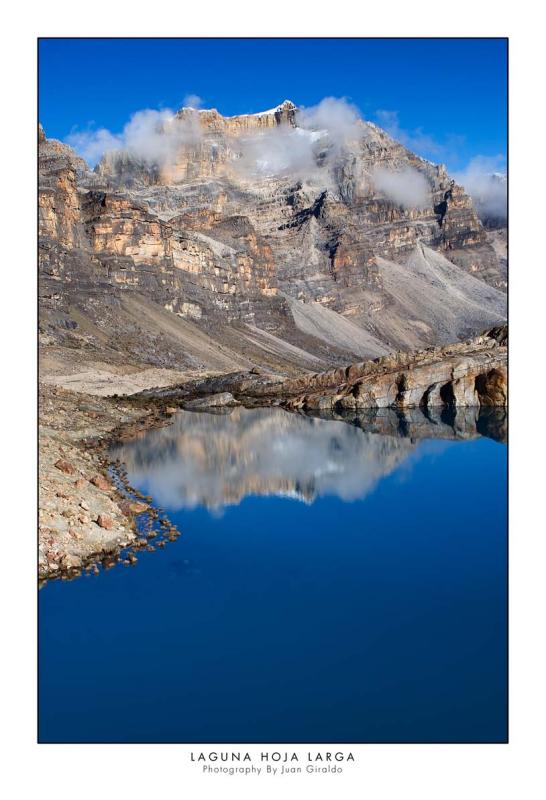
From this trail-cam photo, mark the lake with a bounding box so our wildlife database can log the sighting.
[39,406,507,743]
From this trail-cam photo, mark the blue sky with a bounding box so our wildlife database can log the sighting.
[38,38,507,173]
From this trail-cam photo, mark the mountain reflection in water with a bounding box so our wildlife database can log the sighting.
[110,405,506,511]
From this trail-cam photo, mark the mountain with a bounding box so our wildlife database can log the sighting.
[38,101,507,381]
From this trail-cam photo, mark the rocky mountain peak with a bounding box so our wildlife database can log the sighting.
[253,99,297,116]
[39,94,507,377]
[173,99,298,134]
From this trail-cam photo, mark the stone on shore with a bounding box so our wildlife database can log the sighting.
[61,553,82,569]
[183,392,239,410]
[90,475,112,491]
[54,459,76,475]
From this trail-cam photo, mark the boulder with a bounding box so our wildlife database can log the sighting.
[54,459,76,475]
[183,392,239,410]
[90,474,112,491]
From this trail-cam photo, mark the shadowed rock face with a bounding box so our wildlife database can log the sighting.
[39,101,506,374]
[110,404,505,512]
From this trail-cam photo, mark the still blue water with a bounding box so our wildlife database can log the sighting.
[39,408,507,743]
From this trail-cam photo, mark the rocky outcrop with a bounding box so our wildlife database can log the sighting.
[141,326,507,413]
[282,326,507,411]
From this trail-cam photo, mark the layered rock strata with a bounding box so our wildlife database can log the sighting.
[39,99,506,376]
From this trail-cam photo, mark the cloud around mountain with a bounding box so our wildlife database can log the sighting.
[454,156,507,222]
[65,97,506,223]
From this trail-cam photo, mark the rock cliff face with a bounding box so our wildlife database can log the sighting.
[277,326,508,412]
[39,100,507,375]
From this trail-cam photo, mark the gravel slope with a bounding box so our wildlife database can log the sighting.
[375,244,506,347]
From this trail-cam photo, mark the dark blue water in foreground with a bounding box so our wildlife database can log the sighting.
[39,409,507,743]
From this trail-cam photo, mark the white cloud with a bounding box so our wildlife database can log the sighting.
[65,127,123,167]
[372,165,430,209]
[182,93,203,109]
[454,155,507,223]
[235,96,363,179]
[374,110,507,222]
[66,107,202,168]
[298,96,362,149]
[235,126,322,178]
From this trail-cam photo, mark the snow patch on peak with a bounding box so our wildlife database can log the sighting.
[244,100,297,117]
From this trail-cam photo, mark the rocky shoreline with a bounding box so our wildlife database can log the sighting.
[38,383,181,584]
